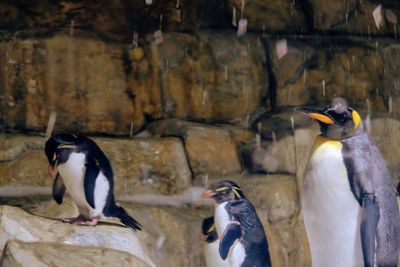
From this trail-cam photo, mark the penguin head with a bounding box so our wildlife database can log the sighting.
[202,180,245,204]
[200,217,218,243]
[296,98,363,140]
[45,134,78,167]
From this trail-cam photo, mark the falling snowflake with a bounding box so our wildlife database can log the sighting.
[276,39,288,59]
[372,5,384,29]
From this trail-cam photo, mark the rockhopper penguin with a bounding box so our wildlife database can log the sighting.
[298,98,400,267]
[203,180,271,267]
[45,133,142,231]
[201,216,230,267]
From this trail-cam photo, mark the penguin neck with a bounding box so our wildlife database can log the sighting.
[320,122,364,140]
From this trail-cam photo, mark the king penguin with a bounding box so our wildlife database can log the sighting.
[201,216,230,267]
[298,98,400,267]
[203,180,271,267]
[45,133,142,231]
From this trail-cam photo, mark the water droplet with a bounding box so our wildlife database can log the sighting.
[256,134,261,150]
[388,96,393,114]
[290,116,295,132]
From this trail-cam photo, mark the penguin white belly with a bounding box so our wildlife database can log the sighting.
[302,140,364,267]
[214,202,232,237]
[58,152,109,218]
[228,241,246,267]
[203,240,230,267]
[214,203,246,267]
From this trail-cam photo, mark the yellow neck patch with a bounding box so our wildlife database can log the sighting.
[311,136,342,155]
[352,110,361,129]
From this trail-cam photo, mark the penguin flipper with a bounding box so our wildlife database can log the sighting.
[360,193,380,267]
[84,157,100,209]
[52,173,66,204]
[219,223,242,260]
[202,216,215,234]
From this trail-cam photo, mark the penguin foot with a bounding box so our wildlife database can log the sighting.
[61,216,98,226]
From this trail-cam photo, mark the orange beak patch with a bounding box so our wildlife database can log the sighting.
[308,112,334,125]
[202,190,216,198]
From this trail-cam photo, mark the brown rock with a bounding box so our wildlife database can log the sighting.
[228,0,308,32]
[149,120,242,177]
[155,33,268,123]
[0,239,150,267]
[370,118,400,180]
[0,35,160,135]
[272,38,384,113]
[96,137,191,195]
[240,175,298,223]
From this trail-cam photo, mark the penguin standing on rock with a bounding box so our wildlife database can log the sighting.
[45,133,142,231]
[298,98,400,267]
[203,180,271,267]
[201,216,230,267]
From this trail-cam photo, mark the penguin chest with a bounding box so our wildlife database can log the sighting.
[227,242,246,267]
[57,152,109,218]
[214,203,233,237]
[203,240,230,267]
[302,139,363,267]
[214,203,245,267]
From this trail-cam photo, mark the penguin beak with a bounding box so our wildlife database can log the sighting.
[200,234,208,241]
[48,164,58,178]
[48,155,59,178]
[296,107,335,125]
[202,190,216,198]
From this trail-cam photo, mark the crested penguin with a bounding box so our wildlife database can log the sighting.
[298,98,400,267]
[45,133,142,231]
[201,216,230,267]
[203,180,271,267]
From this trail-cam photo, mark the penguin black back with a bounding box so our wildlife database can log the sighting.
[225,199,271,267]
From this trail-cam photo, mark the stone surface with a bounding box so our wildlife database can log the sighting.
[0,198,210,267]
[0,33,268,134]
[0,239,150,267]
[239,175,298,223]
[0,35,153,134]
[308,0,400,35]
[228,0,307,33]
[156,33,268,123]
[239,125,319,176]
[149,119,243,177]
[0,0,309,42]
[0,205,156,266]
[272,38,383,110]
[0,135,191,195]
[3,1,399,38]
[370,118,400,180]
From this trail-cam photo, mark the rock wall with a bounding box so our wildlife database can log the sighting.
[1,1,400,267]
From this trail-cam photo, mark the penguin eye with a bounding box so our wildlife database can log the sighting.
[221,189,230,195]
[327,111,349,124]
